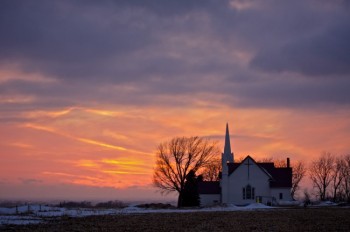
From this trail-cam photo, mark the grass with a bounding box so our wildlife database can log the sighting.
[2,208,350,231]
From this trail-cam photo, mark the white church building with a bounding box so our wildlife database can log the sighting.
[198,124,293,206]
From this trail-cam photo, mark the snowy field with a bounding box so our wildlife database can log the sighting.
[0,201,344,227]
[1,204,349,232]
[0,203,273,226]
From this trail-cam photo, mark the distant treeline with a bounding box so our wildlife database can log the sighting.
[57,200,128,209]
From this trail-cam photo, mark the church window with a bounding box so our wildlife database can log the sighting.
[246,185,251,199]
[243,185,255,200]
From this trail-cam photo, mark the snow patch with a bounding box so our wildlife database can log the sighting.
[244,203,272,209]
[277,201,300,206]
[0,215,42,225]
[0,203,277,226]
[315,201,338,206]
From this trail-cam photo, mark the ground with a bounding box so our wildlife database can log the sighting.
[2,208,350,231]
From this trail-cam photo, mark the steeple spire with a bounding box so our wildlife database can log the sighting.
[224,123,231,156]
[221,123,233,204]
[223,123,234,163]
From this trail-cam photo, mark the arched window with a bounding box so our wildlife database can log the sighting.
[242,185,255,200]
[246,185,251,199]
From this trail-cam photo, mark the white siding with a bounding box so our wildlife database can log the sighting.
[227,157,271,205]
[270,188,293,205]
[221,173,229,204]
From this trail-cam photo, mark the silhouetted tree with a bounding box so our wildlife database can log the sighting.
[201,158,221,181]
[340,154,350,202]
[303,189,311,207]
[257,157,274,163]
[291,161,306,200]
[182,170,201,207]
[309,152,334,201]
[273,158,287,168]
[153,136,219,207]
[331,157,344,201]
[257,157,286,167]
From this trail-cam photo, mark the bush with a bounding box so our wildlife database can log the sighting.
[136,203,175,209]
[58,201,93,208]
[0,201,24,208]
[95,200,127,209]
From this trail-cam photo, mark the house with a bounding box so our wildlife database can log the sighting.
[198,124,293,206]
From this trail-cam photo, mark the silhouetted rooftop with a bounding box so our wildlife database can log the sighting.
[198,181,220,194]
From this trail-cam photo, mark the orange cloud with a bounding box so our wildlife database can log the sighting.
[26,108,75,118]
[24,123,58,134]
[2,104,349,196]
[9,142,34,149]
[0,68,57,84]
[101,158,142,166]
[102,170,146,175]
[24,123,129,151]
[0,95,36,104]
[77,138,127,151]
[83,108,125,117]
[76,160,100,168]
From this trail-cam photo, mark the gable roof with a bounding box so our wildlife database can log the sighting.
[227,163,240,174]
[269,167,292,188]
[227,156,273,179]
[226,156,292,188]
[198,181,220,194]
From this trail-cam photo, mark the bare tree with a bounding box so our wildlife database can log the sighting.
[257,157,286,167]
[274,158,287,168]
[153,136,219,207]
[258,157,273,163]
[200,158,221,181]
[303,189,311,207]
[331,157,344,201]
[340,154,350,202]
[291,161,306,200]
[309,152,334,201]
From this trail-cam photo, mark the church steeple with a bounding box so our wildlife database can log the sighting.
[221,123,233,204]
[224,123,232,156]
[223,123,234,164]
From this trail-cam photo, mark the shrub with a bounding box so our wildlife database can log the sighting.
[95,200,127,209]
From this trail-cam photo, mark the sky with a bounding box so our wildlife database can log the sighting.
[1,0,350,202]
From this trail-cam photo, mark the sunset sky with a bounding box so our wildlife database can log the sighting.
[1,0,350,202]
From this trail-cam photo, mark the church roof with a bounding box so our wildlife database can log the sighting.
[198,181,220,194]
[257,161,292,188]
[227,156,292,188]
[269,168,292,188]
[227,156,273,179]
[227,163,240,174]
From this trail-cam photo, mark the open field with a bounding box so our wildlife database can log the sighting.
[2,208,350,231]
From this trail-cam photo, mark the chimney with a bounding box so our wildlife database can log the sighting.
[287,158,290,168]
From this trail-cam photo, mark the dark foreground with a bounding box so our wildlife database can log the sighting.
[3,208,350,231]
